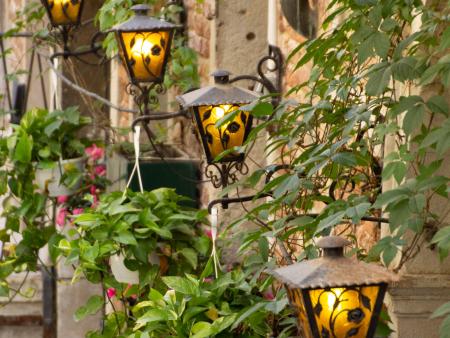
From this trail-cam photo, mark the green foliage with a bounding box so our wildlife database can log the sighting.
[9,107,90,163]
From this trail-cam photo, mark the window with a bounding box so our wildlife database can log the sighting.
[281,0,318,39]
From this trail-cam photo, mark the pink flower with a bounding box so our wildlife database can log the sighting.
[203,277,213,283]
[106,288,116,299]
[56,208,67,227]
[94,164,106,177]
[204,229,212,239]
[57,195,68,204]
[85,144,104,161]
[263,290,275,300]
[90,185,97,195]
[72,208,84,215]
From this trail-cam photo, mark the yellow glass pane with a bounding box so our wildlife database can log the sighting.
[287,288,313,338]
[121,31,170,82]
[198,105,250,160]
[308,286,380,338]
[48,0,81,25]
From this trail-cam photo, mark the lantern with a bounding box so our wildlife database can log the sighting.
[41,0,84,27]
[113,4,177,84]
[271,236,398,338]
[176,70,259,163]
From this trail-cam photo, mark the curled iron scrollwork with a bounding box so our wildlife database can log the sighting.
[126,82,167,115]
[204,161,249,189]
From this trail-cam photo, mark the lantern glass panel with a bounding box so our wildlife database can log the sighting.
[305,285,381,338]
[45,0,82,25]
[195,104,251,162]
[287,288,313,338]
[119,31,170,83]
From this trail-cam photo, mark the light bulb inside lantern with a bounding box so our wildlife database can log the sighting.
[46,0,81,25]
[131,37,153,58]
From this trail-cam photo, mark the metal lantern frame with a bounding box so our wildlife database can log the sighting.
[40,0,85,28]
[113,4,178,87]
[41,0,86,55]
[271,236,399,338]
[176,70,258,190]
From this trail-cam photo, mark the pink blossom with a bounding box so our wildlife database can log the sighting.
[85,144,104,161]
[56,208,67,227]
[90,185,97,195]
[263,290,275,300]
[203,277,213,283]
[106,288,116,299]
[57,195,68,204]
[94,164,106,177]
[204,229,212,239]
[72,208,84,215]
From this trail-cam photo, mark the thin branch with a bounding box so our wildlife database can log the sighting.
[39,52,138,114]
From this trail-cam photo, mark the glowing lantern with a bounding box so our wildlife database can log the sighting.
[176,70,259,163]
[272,236,398,338]
[113,4,177,84]
[41,0,84,27]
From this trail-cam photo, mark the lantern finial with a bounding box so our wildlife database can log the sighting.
[317,236,351,257]
[131,4,151,16]
[212,70,231,84]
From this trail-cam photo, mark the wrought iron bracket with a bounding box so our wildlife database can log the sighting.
[50,29,106,62]
[229,44,284,109]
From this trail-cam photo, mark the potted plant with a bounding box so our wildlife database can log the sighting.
[57,188,210,287]
[8,106,91,196]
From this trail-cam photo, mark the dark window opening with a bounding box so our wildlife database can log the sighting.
[281,0,318,39]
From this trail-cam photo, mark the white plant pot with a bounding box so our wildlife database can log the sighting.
[35,157,85,197]
[110,252,161,285]
[110,253,139,284]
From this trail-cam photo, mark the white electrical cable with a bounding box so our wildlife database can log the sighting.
[123,126,144,198]
[210,206,219,278]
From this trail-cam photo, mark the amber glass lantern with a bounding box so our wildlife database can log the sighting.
[41,0,84,27]
[272,237,398,338]
[176,70,259,163]
[112,4,177,84]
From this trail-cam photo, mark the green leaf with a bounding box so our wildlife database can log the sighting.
[373,188,409,209]
[315,211,346,234]
[44,120,62,136]
[366,62,392,96]
[113,230,138,246]
[372,31,390,58]
[432,302,450,318]
[0,282,9,297]
[439,316,450,338]
[74,295,104,322]
[332,152,357,166]
[346,203,371,224]
[134,309,171,330]
[179,248,198,269]
[14,133,32,163]
[232,302,266,330]
[48,233,64,264]
[426,95,449,116]
[191,321,213,338]
[162,276,199,295]
[403,103,425,135]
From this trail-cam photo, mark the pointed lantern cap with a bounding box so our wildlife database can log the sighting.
[112,4,178,32]
[271,236,399,289]
[176,70,260,108]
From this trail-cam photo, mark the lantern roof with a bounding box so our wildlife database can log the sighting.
[271,236,399,289]
[176,70,260,108]
[112,5,178,32]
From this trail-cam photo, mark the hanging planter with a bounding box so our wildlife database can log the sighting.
[109,253,140,285]
[35,156,85,197]
[112,142,200,207]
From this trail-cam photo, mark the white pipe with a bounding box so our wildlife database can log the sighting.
[268,0,278,46]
